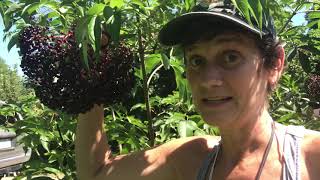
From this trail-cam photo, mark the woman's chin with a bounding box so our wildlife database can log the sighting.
[201,112,237,127]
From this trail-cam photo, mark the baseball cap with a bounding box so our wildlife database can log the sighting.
[158,0,276,46]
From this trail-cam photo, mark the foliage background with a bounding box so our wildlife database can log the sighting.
[0,0,319,179]
[0,57,28,103]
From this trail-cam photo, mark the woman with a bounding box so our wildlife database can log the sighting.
[75,1,320,180]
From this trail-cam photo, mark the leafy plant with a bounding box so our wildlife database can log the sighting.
[0,0,320,178]
[0,94,77,179]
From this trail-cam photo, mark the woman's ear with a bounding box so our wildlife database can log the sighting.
[268,45,285,87]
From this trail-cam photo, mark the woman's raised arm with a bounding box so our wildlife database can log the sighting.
[75,104,178,180]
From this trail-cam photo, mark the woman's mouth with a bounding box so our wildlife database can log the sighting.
[202,97,233,108]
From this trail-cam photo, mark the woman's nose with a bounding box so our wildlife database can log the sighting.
[200,66,223,88]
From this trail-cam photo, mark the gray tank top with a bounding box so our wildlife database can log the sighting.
[196,125,305,180]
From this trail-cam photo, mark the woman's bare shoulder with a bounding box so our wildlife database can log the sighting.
[303,128,320,148]
[160,135,221,153]
[302,129,320,179]
[157,135,220,178]
[153,135,221,164]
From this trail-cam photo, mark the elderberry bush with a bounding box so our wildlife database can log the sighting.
[315,62,320,76]
[306,74,320,108]
[19,25,135,114]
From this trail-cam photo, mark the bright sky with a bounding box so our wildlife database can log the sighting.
[0,12,307,77]
[0,16,22,75]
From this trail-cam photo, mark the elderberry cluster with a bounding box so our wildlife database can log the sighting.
[19,25,135,114]
[306,74,320,106]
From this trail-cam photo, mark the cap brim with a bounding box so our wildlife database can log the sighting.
[158,12,266,46]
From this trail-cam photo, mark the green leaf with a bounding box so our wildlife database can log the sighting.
[170,59,185,76]
[307,11,320,19]
[132,0,145,7]
[88,4,106,16]
[106,11,121,44]
[110,0,124,8]
[49,19,61,26]
[21,2,41,15]
[184,0,191,11]
[4,2,24,15]
[231,0,239,9]
[277,113,296,123]
[82,41,89,70]
[170,112,185,122]
[103,6,114,20]
[161,53,170,70]
[40,136,49,152]
[44,167,65,179]
[298,51,311,73]
[120,33,136,39]
[94,16,102,62]
[299,45,320,55]
[47,11,59,18]
[178,120,197,138]
[76,19,91,72]
[171,59,188,101]
[59,6,70,14]
[76,4,85,17]
[3,14,12,32]
[286,47,297,62]
[75,17,90,45]
[7,33,18,52]
[42,2,59,12]
[14,19,28,30]
[194,129,207,136]
[127,116,146,129]
[134,67,143,80]
[307,20,318,29]
[235,0,252,25]
[42,2,66,26]
[283,26,301,36]
[0,3,4,18]
[130,103,146,111]
[248,0,263,31]
[88,16,97,46]
[145,54,162,74]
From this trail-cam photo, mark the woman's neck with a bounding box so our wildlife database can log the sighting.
[218,109,274,167]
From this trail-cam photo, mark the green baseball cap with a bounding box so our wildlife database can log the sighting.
[159,0,276,46]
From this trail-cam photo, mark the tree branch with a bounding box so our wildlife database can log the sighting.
[147,64,164,87]
[279,12,297,34]
[279,4,304,34]
[53,114,65,147]
[296,10,320,14]
[136,14,155,147]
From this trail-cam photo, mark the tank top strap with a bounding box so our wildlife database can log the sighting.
[282,125,305,180]
[285,125,305,138]
[196,142,221,180]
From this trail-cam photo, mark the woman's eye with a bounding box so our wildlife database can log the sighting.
[189,57,204,68]
[222,51,242,68]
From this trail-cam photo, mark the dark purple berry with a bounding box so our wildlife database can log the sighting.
[18,25,135,114]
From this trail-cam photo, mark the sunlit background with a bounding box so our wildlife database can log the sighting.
[0,12,307,77]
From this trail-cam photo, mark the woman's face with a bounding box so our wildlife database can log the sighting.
[185,32,269,128]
